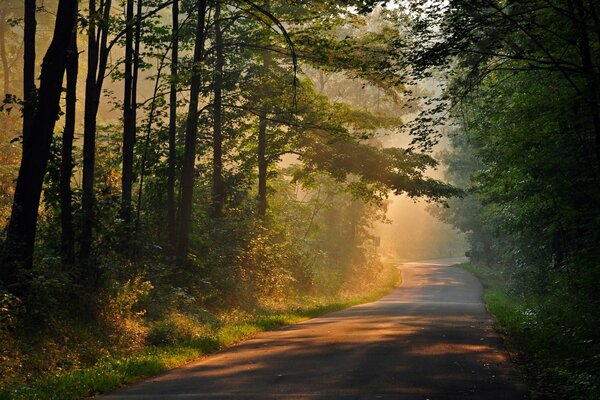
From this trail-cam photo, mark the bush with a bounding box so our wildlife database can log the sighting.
[147,312,211,346]
[99,277,152,350]
[0,290,21,387]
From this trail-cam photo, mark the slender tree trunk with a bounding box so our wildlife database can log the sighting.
[1,0,77,287]
[128,0,143,242]
[132,0,142,119]
[22,0,36,142]
[121,0,136,225]
[80,0,113,267]
[212,0,225,217]
[167,0,179,251]
[586,0,600,47]
[570,0,600,173]
[176,0,207,263]
[257,26,273,219]
[0,11,10,95]
[257,112,268,218]
[60,3,79,265]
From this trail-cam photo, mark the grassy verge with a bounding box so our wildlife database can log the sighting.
[460,262,600,400]
[0,266,398,400]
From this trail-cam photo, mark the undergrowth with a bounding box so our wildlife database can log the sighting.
[461,262,600,400]
[0,266,398,400]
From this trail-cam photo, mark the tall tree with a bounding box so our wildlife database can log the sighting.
[121,0,137,225]
[568,0,600,172]
[167,0,179,251]
[1,0,77,287]
[59,2,79,265]
[257,112,268,217]
[257,0,273,218]
[212,0,225,217]
[80,0,113,267]
[176,0,207,262]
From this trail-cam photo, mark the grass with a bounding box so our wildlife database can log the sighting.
[460,262,600,400]
[0,267,399,400]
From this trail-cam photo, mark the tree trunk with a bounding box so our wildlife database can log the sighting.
[22,0,36,142]
[0,10,10,95]
[80,0,112,268]
[167,0,179,252]
[175,0,207,263]
[570,0,600,174]
[212,0,225,217]
[257,112,268,218]
[257,29,273,219]
[1,0,77,287]
[60,3,78,265]
[121,0,136,226]
[586,0,600,47]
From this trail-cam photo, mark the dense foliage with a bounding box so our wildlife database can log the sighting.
[0,0,457,391]
[422,1,600,398]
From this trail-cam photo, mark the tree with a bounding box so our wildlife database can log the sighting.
[1,0,77,288]
[175,0,208,263]
[211,0,225,217]
[121,0,137,226]
[167,0,179,251]
[59,2,79,265]
[80,0,113,268]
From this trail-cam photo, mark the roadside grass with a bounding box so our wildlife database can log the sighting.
[460,262,600,400]
[0,267,399,400]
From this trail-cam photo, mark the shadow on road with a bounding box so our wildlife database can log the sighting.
[101,260,528,400]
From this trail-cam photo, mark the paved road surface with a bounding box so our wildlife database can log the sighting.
[100,258,528,399]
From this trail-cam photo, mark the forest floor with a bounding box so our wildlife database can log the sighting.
[97,258,528,400]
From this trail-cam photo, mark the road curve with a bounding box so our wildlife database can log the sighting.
[99,258,528,399]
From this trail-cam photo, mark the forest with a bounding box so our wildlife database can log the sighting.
[0,0,599,399]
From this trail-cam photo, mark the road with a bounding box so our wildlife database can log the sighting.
[100,258,528,399]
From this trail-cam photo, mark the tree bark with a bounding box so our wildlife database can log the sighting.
[121,0,136,226]
[22,0,36,142]
[80,0,113,267]
[60,3,78,265]
[212,0,225,217]
[257,112,268,218]
[167,0,179,252]
[1,0,77,287]
[176,0,207,263]
[257,24,273,219]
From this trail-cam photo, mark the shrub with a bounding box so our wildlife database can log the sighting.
[147,312,210,346]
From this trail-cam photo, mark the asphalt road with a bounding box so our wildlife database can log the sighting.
[100,258,529,399]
